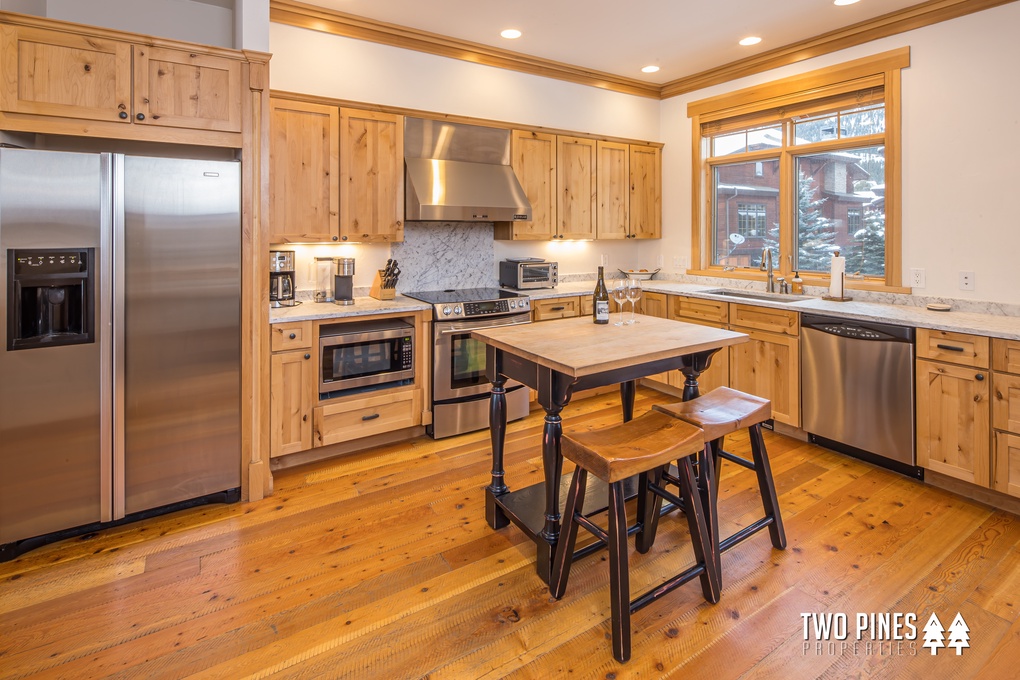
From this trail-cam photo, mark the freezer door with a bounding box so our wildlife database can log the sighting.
[0,149,112,544]
[118,156,241,515]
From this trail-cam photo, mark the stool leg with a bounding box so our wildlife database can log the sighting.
[608,480,631,663]
[551,467,588,599]
[697,441,722,565]
[635,466,665,554]
[749,424,787,550]
[676,456,720,603]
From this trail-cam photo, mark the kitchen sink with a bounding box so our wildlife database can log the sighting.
[701,289,812,304]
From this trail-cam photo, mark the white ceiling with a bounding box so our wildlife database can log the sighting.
[300,0,924,83]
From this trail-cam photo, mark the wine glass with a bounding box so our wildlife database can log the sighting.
[625,279,642,324]
[612,285,628,325]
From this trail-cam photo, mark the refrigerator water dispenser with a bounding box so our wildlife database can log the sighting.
[6,248,95,351]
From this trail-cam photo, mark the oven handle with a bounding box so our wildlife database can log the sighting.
[434,314,532,337]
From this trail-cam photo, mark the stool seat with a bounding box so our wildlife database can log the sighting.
[653,386,770,442]
[561,410,703,482]
[552,409,719,663]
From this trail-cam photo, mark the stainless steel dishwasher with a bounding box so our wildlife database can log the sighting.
[801,314,921,479]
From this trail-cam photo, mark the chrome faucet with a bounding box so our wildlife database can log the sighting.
[761,247,775,292]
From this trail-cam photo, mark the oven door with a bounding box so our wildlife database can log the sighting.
[433,312,530,402]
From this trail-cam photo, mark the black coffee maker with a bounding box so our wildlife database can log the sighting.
[7,248,94,351]
[269,250,297,308]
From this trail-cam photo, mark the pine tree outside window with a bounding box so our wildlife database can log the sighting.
[687,49,908,291]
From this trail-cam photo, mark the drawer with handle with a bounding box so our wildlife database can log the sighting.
[313,389,421,446]
[916,328,989,368]
[532,296,580,321]
[272,321,313,351]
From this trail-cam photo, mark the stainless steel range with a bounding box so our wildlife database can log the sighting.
[403,287,532,438]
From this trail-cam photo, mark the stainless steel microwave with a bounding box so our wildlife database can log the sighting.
[319,319,414,394]
[498,259,558,289]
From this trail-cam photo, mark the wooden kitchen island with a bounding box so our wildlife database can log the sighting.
[472,315,747,585]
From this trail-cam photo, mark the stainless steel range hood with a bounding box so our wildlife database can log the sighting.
[404,118,532,222]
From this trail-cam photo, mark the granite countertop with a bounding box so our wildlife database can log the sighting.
[269,295,430,323]
[530,281,1020,341]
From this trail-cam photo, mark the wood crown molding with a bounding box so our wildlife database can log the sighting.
[270,0,1017,100]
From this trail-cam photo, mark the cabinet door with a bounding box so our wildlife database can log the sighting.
[992,338,1020,375]
[507,130,556,240]
[993,372,1020,435]
[667,316,730,397]
[993,432,1020,498]
[916,359,990,485]
[133,46,241,132]
[340,109,404,242]
[269,98,339,242]
[0,24,131,122]
[629,143,661,239]
[636,292,671,384]
[596,141,629,239]
[729,329,799,427]
[270,350,315,457]
[557,136,596,239]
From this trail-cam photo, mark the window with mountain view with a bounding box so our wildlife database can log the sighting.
[687,49,908,289]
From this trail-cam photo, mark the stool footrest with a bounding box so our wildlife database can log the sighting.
[574,512,609,543]
[719,516,775,552]
[630,563,706,614]
[717,449,754,470]
[647,482,684,509]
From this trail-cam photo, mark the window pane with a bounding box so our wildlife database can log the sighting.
[794,146,885,275]
[841,104,885,138]
[711,159,780,267]
[795,115,838,144]
[712,131,746,156]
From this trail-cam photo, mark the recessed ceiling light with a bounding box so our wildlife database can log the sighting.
[641,65,660,74]
[500,29,522,40]
[739,36,762,46]
[834,0,861,5]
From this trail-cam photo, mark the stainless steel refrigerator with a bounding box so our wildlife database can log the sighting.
[0,148,241,554]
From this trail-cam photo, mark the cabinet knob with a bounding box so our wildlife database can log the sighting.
[976,373,985,381]
[289,333,296,339]
[119,111,128,119]
[304,353,311,360]
[332,236,339,241]
[136,113,146,121]
[341,236,348,241]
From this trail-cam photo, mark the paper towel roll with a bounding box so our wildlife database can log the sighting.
[829,255,845,298]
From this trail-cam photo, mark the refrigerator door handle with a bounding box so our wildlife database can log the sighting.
[111,153,126,521]
[99,153,115,523]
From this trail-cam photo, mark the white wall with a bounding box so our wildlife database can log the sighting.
[270,23,663,285]
[37,0,234,48]
[659,2,1020,305]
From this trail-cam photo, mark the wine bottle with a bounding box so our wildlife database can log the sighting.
[593,266,610,324]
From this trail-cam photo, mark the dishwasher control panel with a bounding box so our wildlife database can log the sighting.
[816,324,888,340]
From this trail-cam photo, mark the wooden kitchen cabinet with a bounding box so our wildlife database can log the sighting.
[270,322,315,458]
[532,296,580,321]
[635,292,672,385]
[499,130,557,240]
[596,141,629,239]
[991,339,1020,498]
[314,390,421,447]
[727,303,799,426]
[269,98,339,242]
[916,358,990,486]
[556,136,596,240]
[665,295,730,396]
[629,143,662,239]
[917,328,989,367]
[339,108,404,243]
[0,23,241,133]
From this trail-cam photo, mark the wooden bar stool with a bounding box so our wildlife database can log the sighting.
[652,387,787,584]
[550,410,720,663]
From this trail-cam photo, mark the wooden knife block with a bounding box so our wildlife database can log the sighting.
[369,270,395,300]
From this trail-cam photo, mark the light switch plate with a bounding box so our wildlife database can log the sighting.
[959,271,975,290]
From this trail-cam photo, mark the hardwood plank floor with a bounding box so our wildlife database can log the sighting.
[2,388,1018,679]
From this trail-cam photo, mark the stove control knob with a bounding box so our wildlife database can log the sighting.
[509,301,516,309]
[442,306,451,316]
[454,306,462,316]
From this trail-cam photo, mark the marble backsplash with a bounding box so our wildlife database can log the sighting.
[391,222,496,291]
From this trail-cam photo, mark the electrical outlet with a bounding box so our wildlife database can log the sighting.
[910,268,926,288]
[600,254,609,269]
[959,271,975,291]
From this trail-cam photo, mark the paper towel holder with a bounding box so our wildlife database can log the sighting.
[822,250,853,302]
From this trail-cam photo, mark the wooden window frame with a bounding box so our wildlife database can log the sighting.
[688,48,910,292]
